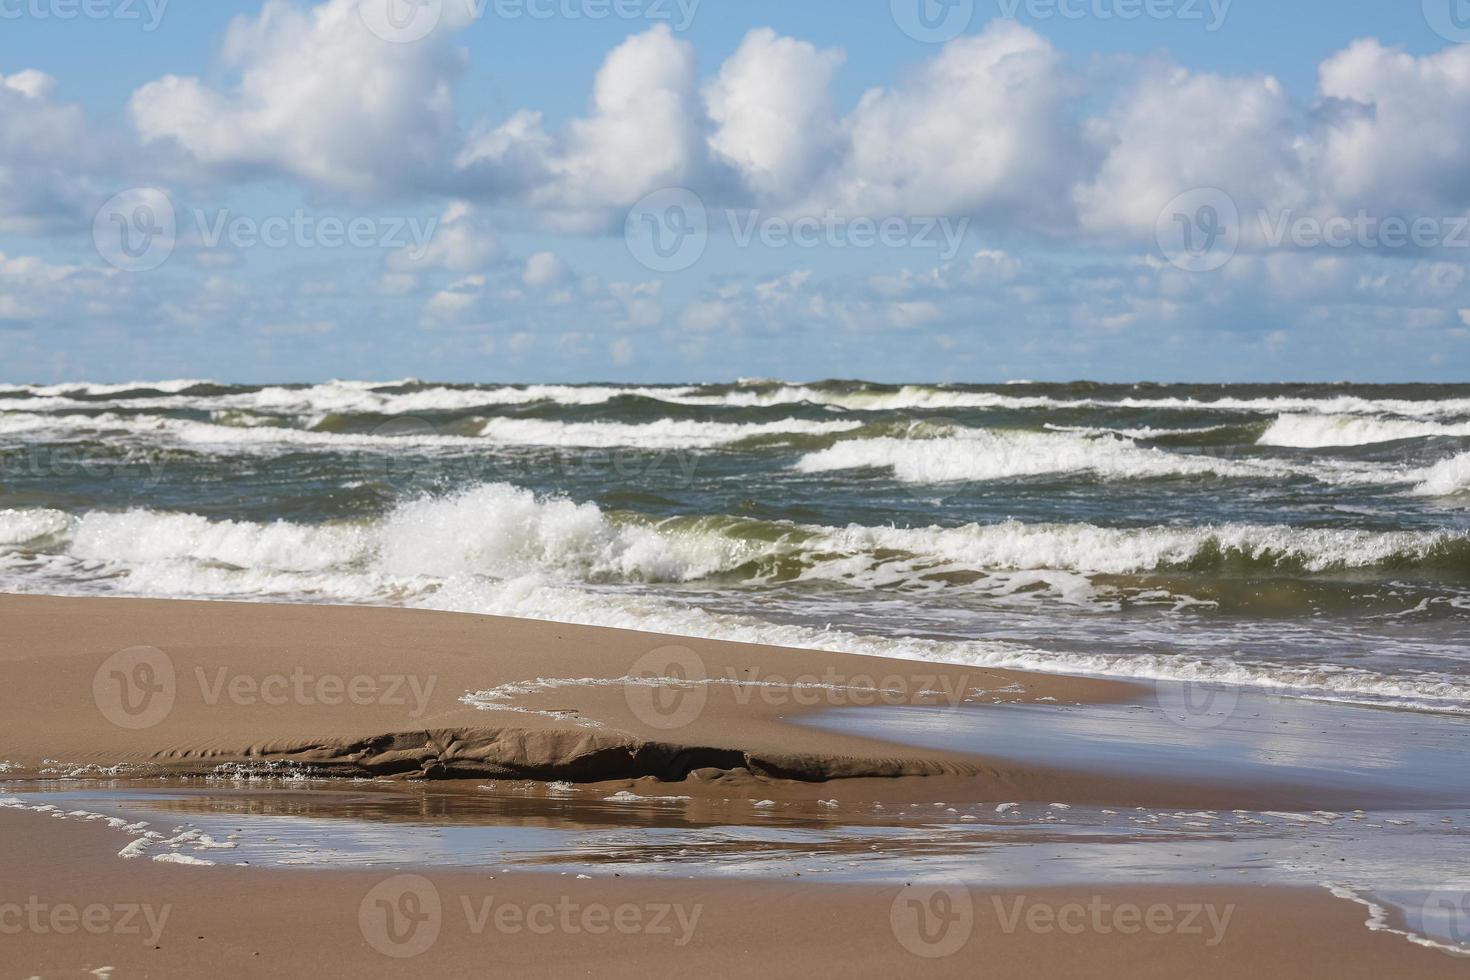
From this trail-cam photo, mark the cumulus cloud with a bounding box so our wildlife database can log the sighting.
[1314,40,1470,212]
[457,25,700,226]
[522,251,569,288]
[0,70,106,234]
[820,22,1081,224]
[387,201,498,273]
[1075,64,1303,238]
[129,0,467,195]
[705,29,844,203]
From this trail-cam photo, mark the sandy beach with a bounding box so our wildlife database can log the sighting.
[1,593,1467,978]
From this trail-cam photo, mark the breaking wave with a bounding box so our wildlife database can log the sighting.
[1260,414,1470,448]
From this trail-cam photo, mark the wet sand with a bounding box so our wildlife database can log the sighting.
[3,808,1463,979]
[2,593,1468,976]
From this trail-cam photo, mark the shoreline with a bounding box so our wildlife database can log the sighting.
[2,807,1463,979]
[2,593,1468,975]
[1,592,1461,811]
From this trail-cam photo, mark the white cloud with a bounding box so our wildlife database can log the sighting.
[523,251,569,288]
[0,70,102,233]
[388,201,497,273]
[1315,40,1470,211]
[1075,64,1301,238]
[821,22,1080,223]
[424,274,486,321]
[458,25,700,226]
[705,29,844,202]
[129,0,467,195]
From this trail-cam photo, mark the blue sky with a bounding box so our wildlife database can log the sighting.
[2,0,1469,382]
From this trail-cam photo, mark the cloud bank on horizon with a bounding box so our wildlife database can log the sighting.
[2,0,1469,382]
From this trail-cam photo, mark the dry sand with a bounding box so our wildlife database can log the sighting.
[1,593,1465,977]
[0,594,1388,808]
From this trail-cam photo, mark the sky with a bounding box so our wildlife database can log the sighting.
[1,0,1469,383]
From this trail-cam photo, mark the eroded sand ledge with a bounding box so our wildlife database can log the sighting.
[154,727,968,782]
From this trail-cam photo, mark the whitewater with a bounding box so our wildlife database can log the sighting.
[2,379,1467,714]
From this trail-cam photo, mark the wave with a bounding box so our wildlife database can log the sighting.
[0,410,859,452]
[1260,414,1470,448]
[5,489,1466,592]
[5,489,1469,713]
[7,379,1470,419]
[472,416,860,449]
[794,428,1290,483]
[1411,453,1470,497]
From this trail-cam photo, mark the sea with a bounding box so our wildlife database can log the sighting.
[2,379,1468,715]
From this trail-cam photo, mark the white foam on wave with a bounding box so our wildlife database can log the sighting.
[677,385,1470,418]
[794,428,1285,483]
[809,520,1462,576]
[4,486,1469,712]
[1260,414,1470,448]
[0,379,213,397]
[473,416,859,449]
[1411,453,1470,497]
[0,410,856,452]
[7,379,1470,419]
[0,508,71,545]
[5,491,1462,595]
